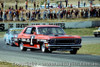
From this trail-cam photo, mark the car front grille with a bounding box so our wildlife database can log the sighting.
[49,38,81,45]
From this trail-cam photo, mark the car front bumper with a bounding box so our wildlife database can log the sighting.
[47,44,82,51]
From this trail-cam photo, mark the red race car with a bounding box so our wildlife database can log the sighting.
[14,25,82,54]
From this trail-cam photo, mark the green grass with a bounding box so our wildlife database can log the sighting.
[64,27,98,36]
[78,44,100,55]
[0,31,6,38]
[0,61,28,67]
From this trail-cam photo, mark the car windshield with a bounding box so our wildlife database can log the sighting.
[38,27,65,35]
[10,31,22,34]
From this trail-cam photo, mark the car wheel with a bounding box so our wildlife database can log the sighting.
[48,49,52,53]
[30,48,35,51]
[70,50,77,54]
[94,34,98,37]
[41,44,47,53]
[48,50,52,53]
[10,41,14,46]
[4,39,8,45]
[20,43,27,51]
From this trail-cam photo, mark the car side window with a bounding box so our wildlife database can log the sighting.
[31,27,36,34]
[24,27,32,34]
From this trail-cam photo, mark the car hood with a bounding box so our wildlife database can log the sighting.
[36,35,81,40]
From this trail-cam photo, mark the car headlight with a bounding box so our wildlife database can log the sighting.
[48,39,55,44]
[40,39,48,43]
[75,39,81,44]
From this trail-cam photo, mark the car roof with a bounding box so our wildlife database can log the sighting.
[9,28,24,30]
[27,25,60,28]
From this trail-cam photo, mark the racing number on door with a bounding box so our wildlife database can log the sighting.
[30,35,35,46]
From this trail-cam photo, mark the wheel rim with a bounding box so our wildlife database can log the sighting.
[20,43,23,50]
[42,45,45,52]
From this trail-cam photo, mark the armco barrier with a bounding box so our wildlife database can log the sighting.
[65,21,92,28]
[0,22,66,30]
[92,21,100,27]
[0,21,100,30]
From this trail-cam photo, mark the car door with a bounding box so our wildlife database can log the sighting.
[22,27,36,46]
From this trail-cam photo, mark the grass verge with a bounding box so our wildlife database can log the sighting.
[64,27,98,36]
[78,44,100,55]
[0,61,28,67]
[0,31,5,38]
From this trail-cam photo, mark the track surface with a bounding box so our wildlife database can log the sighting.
[0,36,100,67]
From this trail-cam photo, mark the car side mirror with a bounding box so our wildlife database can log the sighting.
[33,32,37,35]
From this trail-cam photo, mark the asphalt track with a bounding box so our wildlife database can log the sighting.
[0,36,100,67]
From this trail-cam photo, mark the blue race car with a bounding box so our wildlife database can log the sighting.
[4,28,23,46]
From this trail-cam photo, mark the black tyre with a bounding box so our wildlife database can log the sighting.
[41,44,52,53]
[41,44,50,53]
[20,43,27,51]
[70,50,77,54]
[94,34,98,37]
[48,50,52,53]
[10,41,14,46]
[30,48,35,51]
[4,39,8,45]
